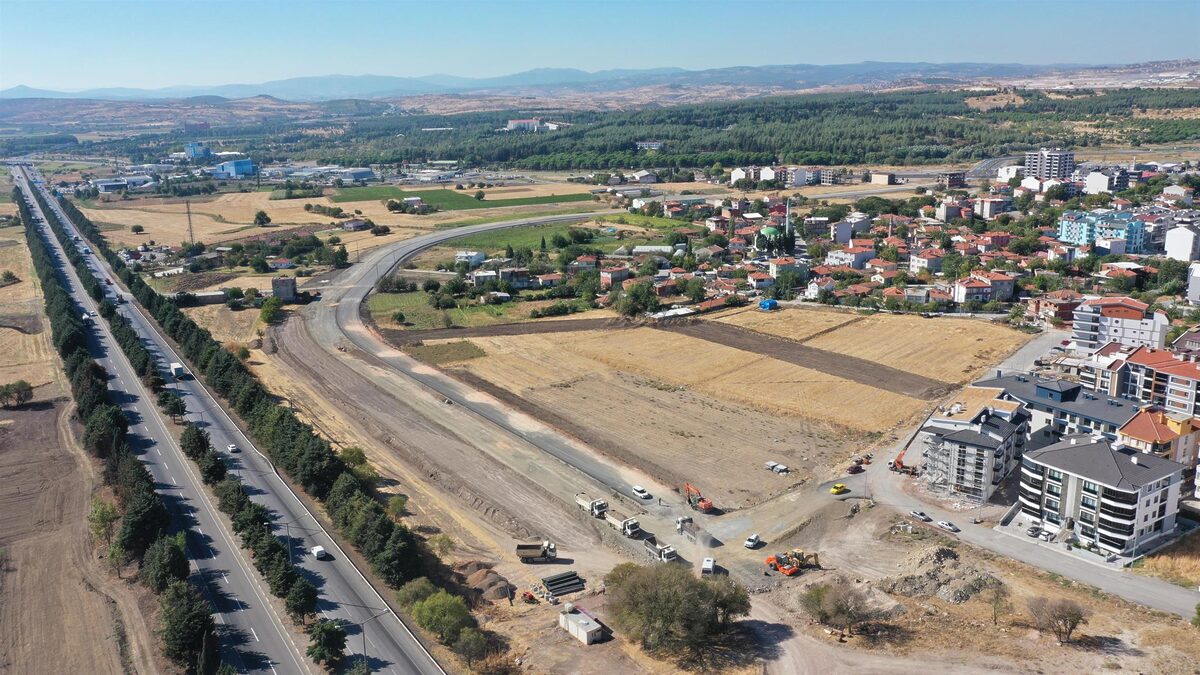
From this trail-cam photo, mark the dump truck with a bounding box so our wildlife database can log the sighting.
[684,482,714,513]
[169,362,188,379]
[643,535,677,563]
[604,510,641,538]
[675,516,713,546]
[515,541,557,563]
[575,492,609,518]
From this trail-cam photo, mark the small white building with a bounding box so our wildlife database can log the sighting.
[455,251,485,268]
[558,606,603,645]
[1187,261,1200,306]
[1164,224,1200,262]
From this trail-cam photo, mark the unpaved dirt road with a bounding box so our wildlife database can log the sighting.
[657,319,952,400]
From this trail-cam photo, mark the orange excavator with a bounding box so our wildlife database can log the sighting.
[684,482,714,513]
[765,549,820,577]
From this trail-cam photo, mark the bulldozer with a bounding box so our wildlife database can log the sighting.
[684,482,714,513]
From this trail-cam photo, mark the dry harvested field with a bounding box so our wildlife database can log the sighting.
[434,327,916,507]
[78,188,608,252]
[181,303,261,345]
[0,230,58,388]
[964,92,1026,111]
[720,307,1030,385]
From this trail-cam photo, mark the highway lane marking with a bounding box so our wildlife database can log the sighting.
[215,613,225,625]
[155,447,162,456]
[222,573,229,584]
[250,627,260,642]
[168,474,176,486]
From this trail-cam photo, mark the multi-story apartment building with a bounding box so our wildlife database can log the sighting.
[1070,296,1167,352]
[973,372,1139,439]
[918,386,1030,502]
[1077,343,1200,417]
[1025,148,1076,180]
[1057,210,1146,253]
[1018,434,1184,555]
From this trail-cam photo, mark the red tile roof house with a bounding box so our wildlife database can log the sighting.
[600,266,630,289]
[952,277,992,303]
[748,272,775,289]
[535,273,565,288]
[654,279,678,297]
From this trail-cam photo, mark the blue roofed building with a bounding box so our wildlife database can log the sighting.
[209,158,256,179]
[1058,210,1146,253]
[184,142,211,160]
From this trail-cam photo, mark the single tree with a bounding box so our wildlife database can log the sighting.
[254,210,272,227]
[131,224,145,234]
[454,627,487,666]
[88,497,120,545]
[306,619,347,666]
[159,580,215,665]
[107,541,129,579]
[1,270,17,283]
[473,190,485,201]
[987,583,1012,625]
[395,577,437,608]
[286,577,319,624]
[388,494,408,518]
[199,450,227,484]
[142,533,189,593]
[413,590,473,643]
[180,423,211,460]
[391,311,406,324]
[1027,597,1089,643]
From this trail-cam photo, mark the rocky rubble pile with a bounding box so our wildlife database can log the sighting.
[878,546,998,604]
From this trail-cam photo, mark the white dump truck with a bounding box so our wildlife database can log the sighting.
[604,510,641,538]
[575,492,608,518]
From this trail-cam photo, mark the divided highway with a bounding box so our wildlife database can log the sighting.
[16,166,443,675]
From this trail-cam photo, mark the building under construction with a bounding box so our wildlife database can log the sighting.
[917,385,1030,503]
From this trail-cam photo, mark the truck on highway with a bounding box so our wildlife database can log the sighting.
[575,492,609,518]
[643,535,677,563]
[169,362,188,379]
[604,510,641,538]
[514,540,557,563]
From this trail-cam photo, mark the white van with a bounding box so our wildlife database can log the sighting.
[701,557,715,575]
[310,545,329,560]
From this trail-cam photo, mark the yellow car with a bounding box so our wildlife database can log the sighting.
[829,483,848,495]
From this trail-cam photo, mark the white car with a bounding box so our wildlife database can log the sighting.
[936,520,960,533]
[227,444,240,453]
[909,510,932,522]
[310,546,329,560]
[743,533,761,549]
[631,485,651,500]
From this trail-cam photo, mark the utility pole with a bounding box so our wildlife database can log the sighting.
[186,200,194,245]
[355,608,392,672]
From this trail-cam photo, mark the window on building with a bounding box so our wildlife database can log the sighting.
[1048,469,1063,481]
[1082,481,1098,494]
[1081,496,1096,509]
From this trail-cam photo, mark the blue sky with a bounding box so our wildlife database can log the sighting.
[1,0,1198,90]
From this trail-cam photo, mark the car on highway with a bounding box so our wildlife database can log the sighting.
[631,485,651,500]
[227,444,240,453]
[1026,526,1042,538]
[909,510,932,522]
[87,310,97,317]
[310,545,329,560]
[936,520,959,533]
[829,483,848,495]
[743,533,761,549]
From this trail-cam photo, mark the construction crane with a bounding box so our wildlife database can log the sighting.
[683,482,713,513]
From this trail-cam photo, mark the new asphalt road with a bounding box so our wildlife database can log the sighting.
[16,166,443,675]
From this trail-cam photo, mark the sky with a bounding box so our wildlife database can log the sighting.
[1,0,1198,91]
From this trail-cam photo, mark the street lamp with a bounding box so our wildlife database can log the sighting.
[352,608,392,671]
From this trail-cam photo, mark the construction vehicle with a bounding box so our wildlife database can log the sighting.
[684,482,714,513]
[603,510,641,538]
[765,549,820,576]
[889,458,919,476]
[515,541,558,563]
[675,515,714,546]
[521,590,538,604]
[575,492,609,518]
[643,535,677,563]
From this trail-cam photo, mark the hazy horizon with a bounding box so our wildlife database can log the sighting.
[2,0,1198,91]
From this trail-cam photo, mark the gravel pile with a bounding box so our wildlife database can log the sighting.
[879,546,998,604]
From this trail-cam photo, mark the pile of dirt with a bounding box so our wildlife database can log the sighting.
[453,561,513,603]
[878,546,998,604]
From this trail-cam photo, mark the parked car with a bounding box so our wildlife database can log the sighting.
[743,533,761,549]
[847,464,864,475]
[631,485,651,500]
[829,483,849,495]
[1026,526,1042,538]
[1038,531,1053,541]
[908,510,932,522]
[936,521,959,533]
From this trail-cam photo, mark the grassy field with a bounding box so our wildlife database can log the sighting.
[442,221,589,251]
[435,205,599,229]
[404,341,486,365]
[331,186,596,210]
[595,213,682,230]
[1134,529,1200,587]
[367,291,592,330]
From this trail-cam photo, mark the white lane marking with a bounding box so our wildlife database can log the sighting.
[196,527,204,536]
[222,573,228,584]
[271,668,278,675]
[250,627,260,642]
[155,447,162,456]
[216,613,226,625]
[168,474,176,486]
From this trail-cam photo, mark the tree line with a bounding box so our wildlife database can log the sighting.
[18,187,226,673]
[55,192,427,662]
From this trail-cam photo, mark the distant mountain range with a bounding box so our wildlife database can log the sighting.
[0,61,1130,102]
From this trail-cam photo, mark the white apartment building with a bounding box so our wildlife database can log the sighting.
[1025,148,1076,180]
[1071,296,1168,352]
[1164,224,1200,262]
[1188,261,1200,305]
[1019,435,1184,555]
